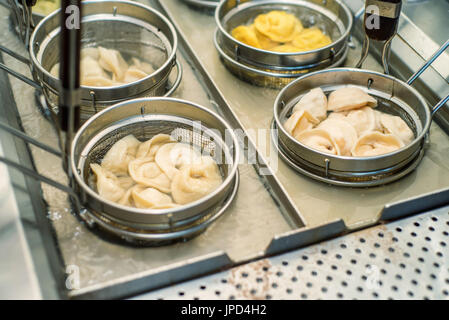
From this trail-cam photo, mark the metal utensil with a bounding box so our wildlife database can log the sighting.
[355,0,403,74]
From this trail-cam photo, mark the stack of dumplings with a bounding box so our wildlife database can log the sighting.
[90,134,223,209]
[283,87,415,157]
[231,10,332,53]
[50,47,155,87]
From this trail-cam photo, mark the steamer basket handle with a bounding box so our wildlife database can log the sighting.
[0,156,82,214]
[407,39,449,85]
[0,121,83,213]
[431,95,449,118]
[0,121,61,157]
[0,44,42,90]
[406,39,449,118]
[164,59,183,97]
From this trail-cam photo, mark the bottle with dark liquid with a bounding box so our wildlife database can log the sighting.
[364,0,402,41]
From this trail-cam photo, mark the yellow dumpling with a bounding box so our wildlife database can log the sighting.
[292,28,332,51]
[254,11,303,43]
[253,26,278,50]
[231,25,261,49]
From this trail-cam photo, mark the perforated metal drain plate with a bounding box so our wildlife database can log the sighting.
[133,204,449,300]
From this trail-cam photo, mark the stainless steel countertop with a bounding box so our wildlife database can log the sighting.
[0,0,448,299]
[0,143,41,299]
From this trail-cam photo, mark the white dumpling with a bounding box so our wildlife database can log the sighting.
[328,87,377,112]
[352,132,404,157]
[136,134,176,160]
[284,110,319,138]
[295,129,340,155]
[50,63,59,77]
[155,143,201,180]
[128,159,171,193]
[131,186,176,209]
[318,119,358,156]
[335,106,382,137]
[80,56,107,79]
[81,47,100,60]
[292,87,328,121]
[131,57,155,75]
[117,187,134,207]
[171,156,223,205]
[380,113,414,145]
[327,111,348,121]
[101,135,141,175]
[98,47,129,82]
[117,175,135,190]
[90,163,125,202]
[123,67,148,83]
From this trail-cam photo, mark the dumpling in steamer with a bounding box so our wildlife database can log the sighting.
[231,25,262,49]
[117,188,133,207]
[295,129,340,155]
[130,58,155,75]
[136,134,176,160]
[284,110,319,138]
[131,186,176,209]
[81,47,100,60]
[292,27,332,51]
[50,56,107,81]
[254,11,302,43]
[328,87,377,112]
[101,135,141,175]
[98,47,129,82]
[327,111,348,121]
[292,87,328,121]
[81,56,108,78]
[334,107,382,137]
[380,113,414,144]
[352,132,404,157]
[171,156,223,205]
[318,119,358,156]
[128,159,171,193]
[123,66,148,84]
[155,143,201,180]
[254,26,278,50]
[50,63,59,77]
[90,164,125,202]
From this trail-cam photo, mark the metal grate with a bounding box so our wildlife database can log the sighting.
[133,204,449,300]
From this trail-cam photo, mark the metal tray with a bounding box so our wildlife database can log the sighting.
[0,0,348,299]
[0,0,448,299]
[156,0,449,231]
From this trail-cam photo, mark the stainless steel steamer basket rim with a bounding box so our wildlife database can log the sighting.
[29,0,178,98]
[214,28,348,76]
[70,97,240,219]
[273,67,431,164]
[215,0,353,57]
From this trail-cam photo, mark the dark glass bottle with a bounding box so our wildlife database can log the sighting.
[364,0,402,41]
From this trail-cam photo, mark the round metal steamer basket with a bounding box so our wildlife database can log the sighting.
[71,97,240,244]
[273,68,433,187]
[215,0,352,88]
[30,0,181,121]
